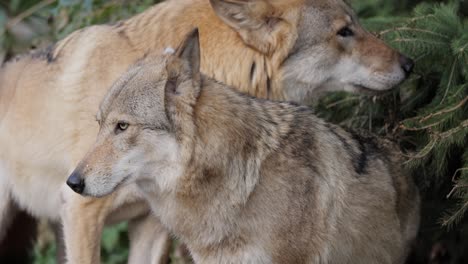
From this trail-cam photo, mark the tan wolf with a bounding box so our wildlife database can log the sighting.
[67,29,420,264]
[0,0,414,262]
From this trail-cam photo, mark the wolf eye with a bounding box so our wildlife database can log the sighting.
[337,27,354,37]
[116,122,129,132]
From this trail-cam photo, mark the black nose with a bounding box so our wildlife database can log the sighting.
[67,171,85,194]
[399,55,414,77]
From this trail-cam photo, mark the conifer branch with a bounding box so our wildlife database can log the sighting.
[401,96,468,124]
[452,168,468,182]
[436,120,468,140]
[391,38,446,46]
[440,58,459,104]
[421,96,467,122]
[442,200,468,227]
[380,27,449,39]
[399,120,444,131]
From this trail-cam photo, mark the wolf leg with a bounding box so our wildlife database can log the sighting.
[60,185,114,264]
[128,214,172,264]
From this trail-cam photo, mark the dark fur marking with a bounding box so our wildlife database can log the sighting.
[241,138,258,176]
[350,131,368,175]
[327,125,353,155]
[266,76,272,98]
[27,44,57,63]
[327,125,370,175]
[278,114,319,173]
[349,130,382,174]
[200,167,222,186]
[295,105,311,114]
[250,62,256,82]
[2,44,57,67]
[287,101,301,107]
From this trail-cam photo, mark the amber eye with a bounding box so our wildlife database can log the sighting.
[337,26,354,37]
[116,122,129,132]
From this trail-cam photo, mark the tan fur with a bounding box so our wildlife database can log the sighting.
[69,31,420,263]
[0,0,414,263]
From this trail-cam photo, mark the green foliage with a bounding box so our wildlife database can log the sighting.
[51,0,155,39]
[32,242,56,264]
[101,222,130,264]
[0,0,51,60]
[0,0,157,61]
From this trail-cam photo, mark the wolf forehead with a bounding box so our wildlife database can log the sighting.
[97,59,168,123]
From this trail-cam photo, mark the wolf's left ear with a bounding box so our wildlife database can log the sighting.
[165,28,201,99]
[165,29,201,129]
[209,0,299,55]
[165,29,201,144]
[175,28,201,81]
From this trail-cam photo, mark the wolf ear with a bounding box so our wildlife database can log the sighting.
[165,28,201,97]
[164,29,201,127]
[209,0,292,55]
[175,28,201,80]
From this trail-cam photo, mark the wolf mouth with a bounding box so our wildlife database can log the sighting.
[114,175,131,191]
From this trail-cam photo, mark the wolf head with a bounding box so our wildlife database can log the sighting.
[66,30,203,197]
[205,0,413,102]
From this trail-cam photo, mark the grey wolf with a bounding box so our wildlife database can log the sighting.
[0,0,414,262]
[68,29,420,264]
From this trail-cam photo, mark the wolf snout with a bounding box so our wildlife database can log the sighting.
[399,55,415,77]
[67,170,85,194]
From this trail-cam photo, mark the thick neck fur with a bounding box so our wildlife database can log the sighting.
[153,77,304,257]
[116,0,299,100]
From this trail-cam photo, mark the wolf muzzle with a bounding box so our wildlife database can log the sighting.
[67,170,85,194]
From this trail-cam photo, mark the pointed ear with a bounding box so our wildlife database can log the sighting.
[164,28,202,131]
[175,28,201,80]
[165,28,202,98]
[209,0,296,55]
[210,0,269,29]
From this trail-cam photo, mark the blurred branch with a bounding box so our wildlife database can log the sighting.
[6,0,56,30]
[391,38,446,46]
[380,27,450,39]
[442,200,468,227]
[325,96,359,109]
[452,168,468,183]
[403,139,437,160]
[399,120,444,131]
[446,183,468,199]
